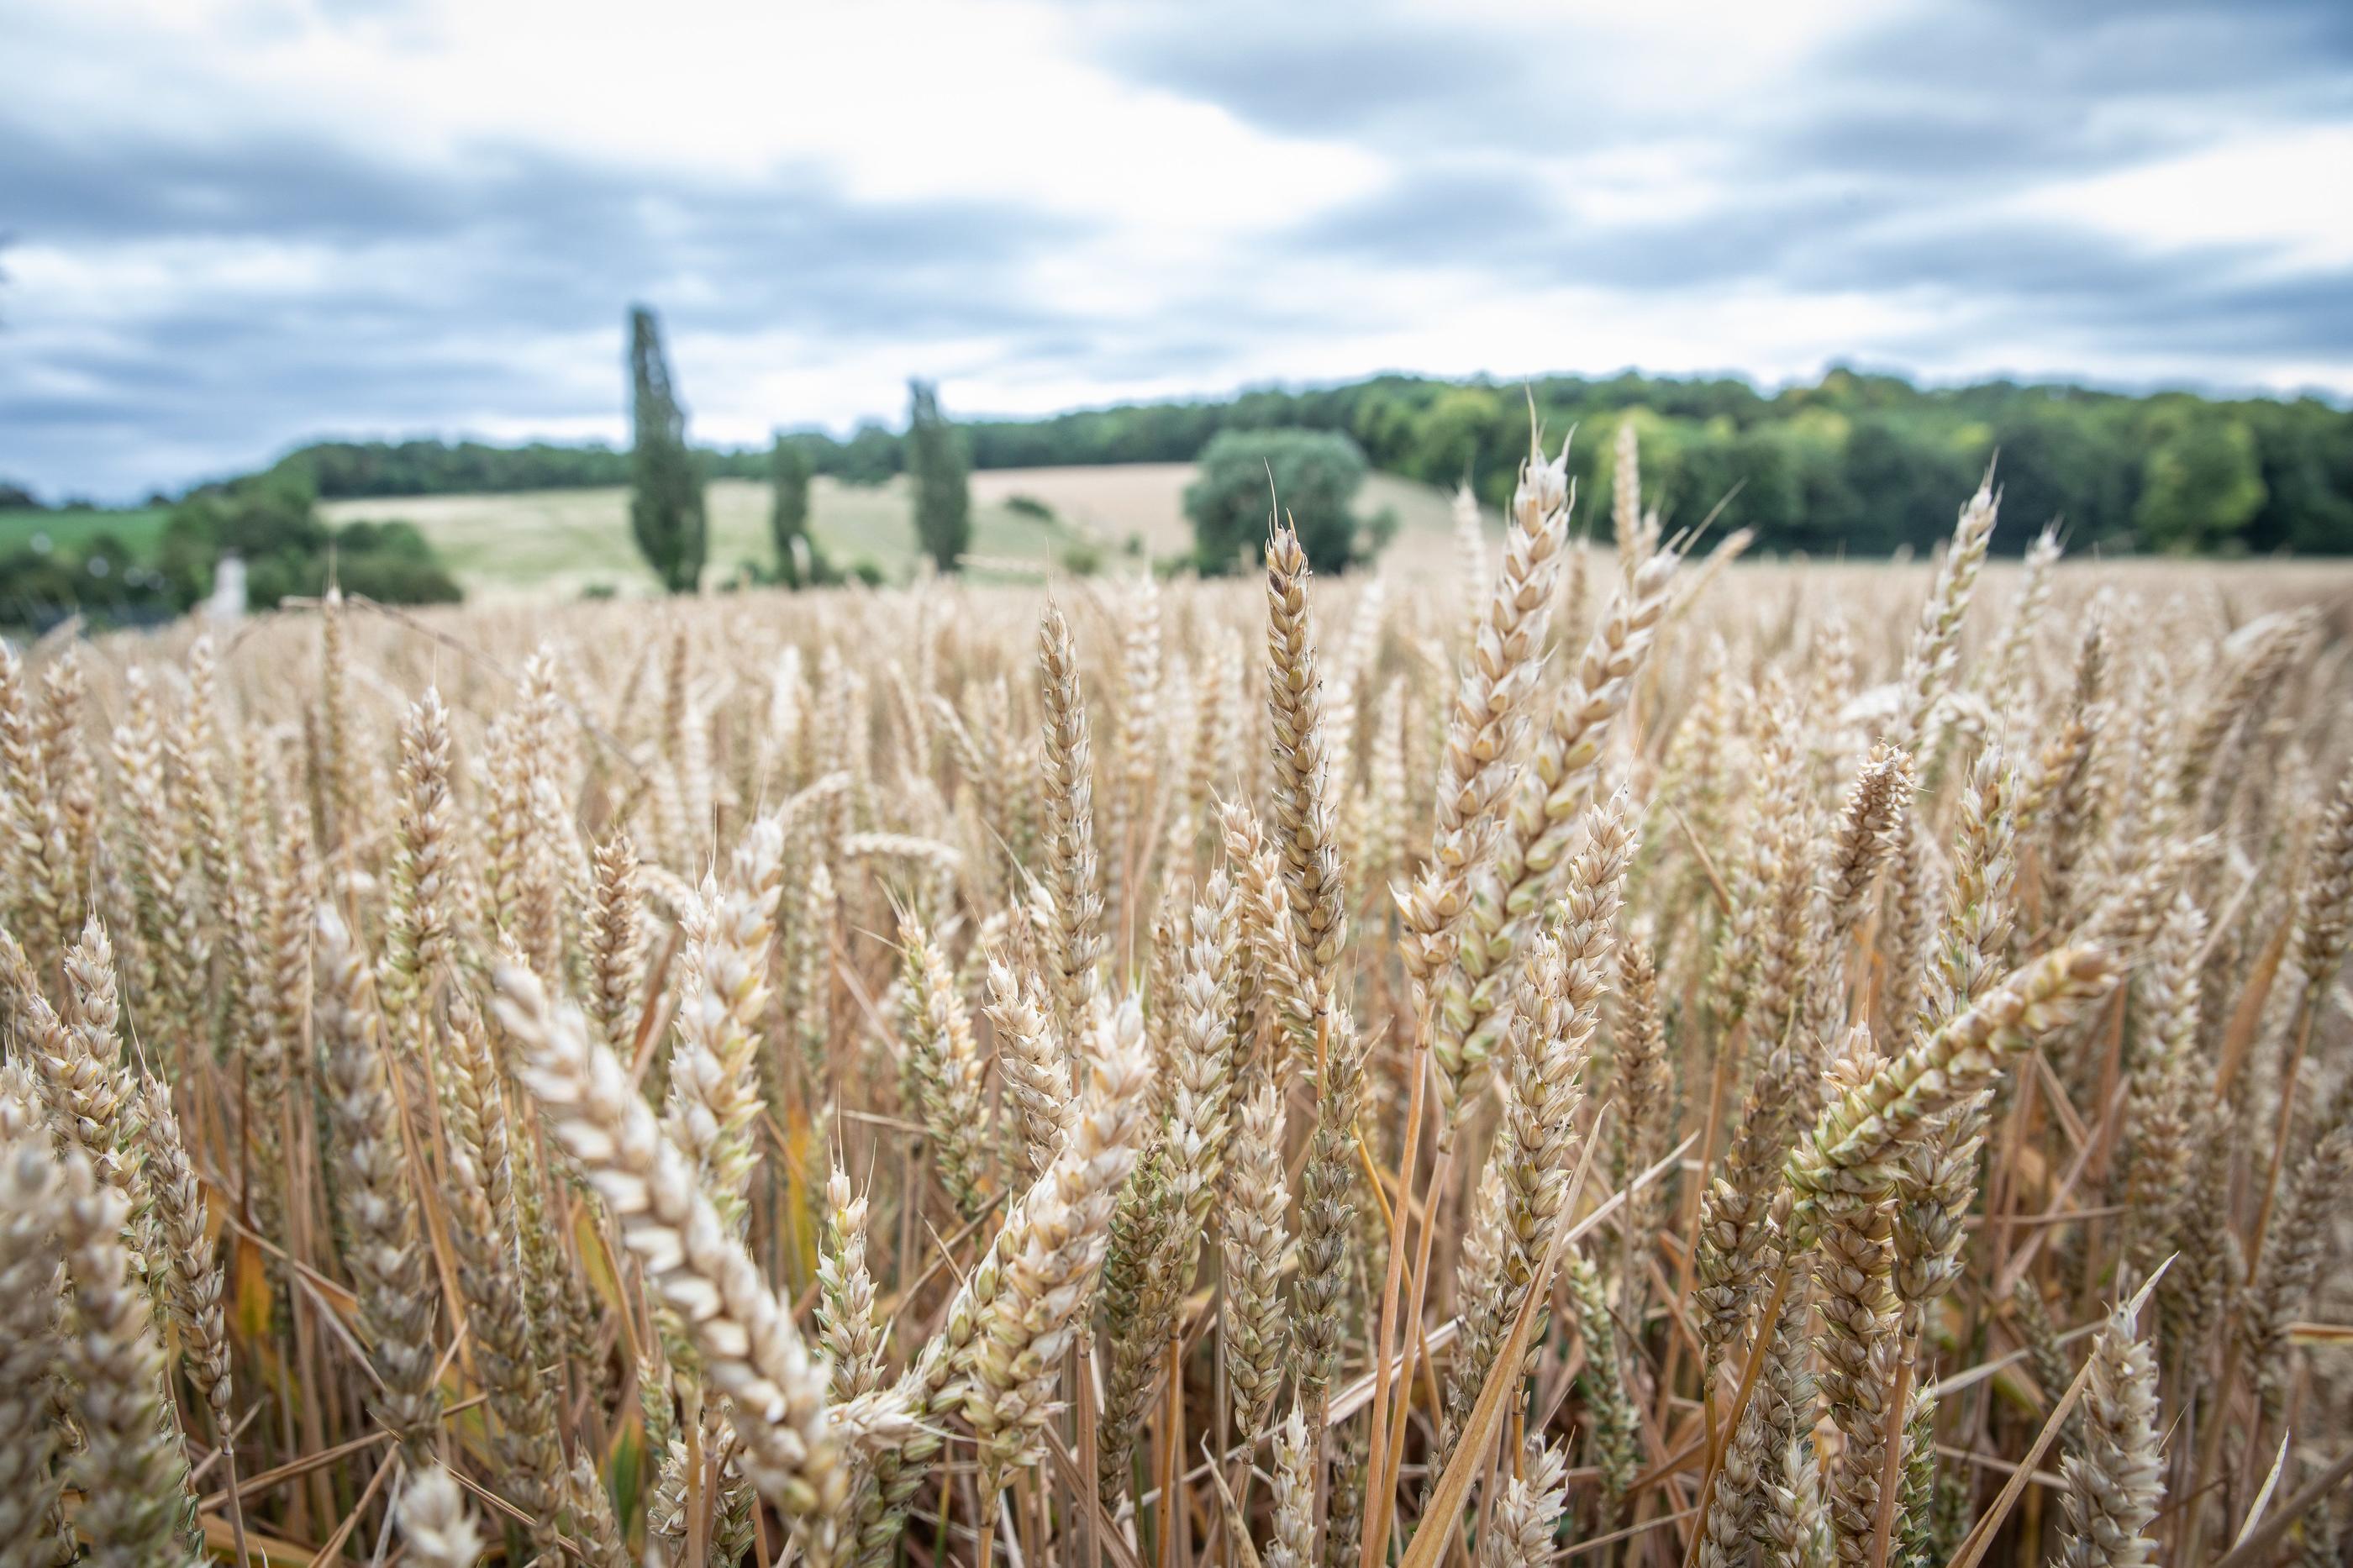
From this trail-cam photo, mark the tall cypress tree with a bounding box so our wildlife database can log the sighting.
[628,305,706,593]
[769,431,816,588]
[906,379,970,572]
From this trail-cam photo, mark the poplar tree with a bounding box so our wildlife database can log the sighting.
[769,433,816,588]
[628,305,706,592]
[907,379,970,572]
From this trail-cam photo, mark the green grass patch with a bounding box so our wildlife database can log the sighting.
[0,507,171,561]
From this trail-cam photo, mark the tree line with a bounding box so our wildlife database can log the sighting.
[267,362,2353,557]
[18,308,2341,599]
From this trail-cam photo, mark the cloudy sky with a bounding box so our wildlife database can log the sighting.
[5,0,2350,500]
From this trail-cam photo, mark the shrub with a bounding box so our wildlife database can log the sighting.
[0,529,178,629]
[155,470,461,612]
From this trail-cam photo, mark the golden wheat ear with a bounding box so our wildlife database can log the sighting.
[56,1138,203,1561]
[2057,1283,2168,1568]
[491,960,868,1568]
[317,902,445,1463]
[0,1113,70,1562]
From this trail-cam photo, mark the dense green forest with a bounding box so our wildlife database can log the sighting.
[213,368,2353,555]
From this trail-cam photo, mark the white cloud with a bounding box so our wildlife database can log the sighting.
[14,0,1387,224]
[2008,124,2353,271]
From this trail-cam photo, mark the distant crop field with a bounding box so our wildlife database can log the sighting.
[320,466,1483,596]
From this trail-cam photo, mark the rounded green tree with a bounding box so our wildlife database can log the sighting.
[1184,429,1368,575]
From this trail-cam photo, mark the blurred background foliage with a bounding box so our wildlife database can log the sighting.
[9,361,2350,629]
[186,366,2351,558]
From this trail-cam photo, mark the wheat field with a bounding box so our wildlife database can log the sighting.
[4,434,2352,1568]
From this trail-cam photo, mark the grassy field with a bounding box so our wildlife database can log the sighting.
[0,505,171,560]
[321,465,1479,597]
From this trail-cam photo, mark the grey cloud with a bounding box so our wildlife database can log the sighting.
[0,113,1083,333]
[1085,4,1535,143]
[2,316,582,494]
[1764,0,2353,186]
[1234,0,2351,382]
[2186,273,2353,355]
[1092,0,2350,186]
[1839,0,2353,99]
[0,127,1099,492]
[1768,103,2180,186]
[1087,0,2345,166]
[1290,161,1559,268]
[1,126,463,245]
[1282,151,2352,375]
[1788,215,2353,360]
[1291,163,1903,289]
[1090,0,2353,412]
